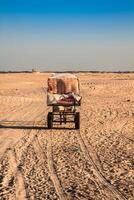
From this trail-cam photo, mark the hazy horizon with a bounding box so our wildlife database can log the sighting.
[0,0,134,71]
[0,65,134,72]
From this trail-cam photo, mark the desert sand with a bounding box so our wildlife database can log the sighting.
[0,72,133,200]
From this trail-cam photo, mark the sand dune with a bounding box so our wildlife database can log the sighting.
[0,72,133,200]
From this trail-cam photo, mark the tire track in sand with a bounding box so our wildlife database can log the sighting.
[1,133,34,199]
[0,139,13,162]
[5,130,44,199]
[32,132,67,200]
[77,129,127,200]
[5,149,27,200]
[47,131,67,200]
[1,121,38,192]
[1,130,41,200]
[0,127,23,163]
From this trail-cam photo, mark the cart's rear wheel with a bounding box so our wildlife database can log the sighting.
[75,112,80,129]
[47,112,53,129]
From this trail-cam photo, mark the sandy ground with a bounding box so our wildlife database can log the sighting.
[0,72,134,200]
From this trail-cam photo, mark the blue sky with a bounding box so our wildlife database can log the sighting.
[0,0,133,14]
[0,0,134,71]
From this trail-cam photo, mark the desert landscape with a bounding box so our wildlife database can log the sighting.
[0,72,133,200]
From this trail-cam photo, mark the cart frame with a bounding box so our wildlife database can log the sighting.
[47,104,80,129]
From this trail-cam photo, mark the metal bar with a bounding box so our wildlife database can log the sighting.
[47,104,80,106]
[53,120,75,122]
[52,113,75,115]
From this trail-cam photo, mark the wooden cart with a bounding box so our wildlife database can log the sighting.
[47,73,81,129]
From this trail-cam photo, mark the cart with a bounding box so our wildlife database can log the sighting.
[47,73,81,129]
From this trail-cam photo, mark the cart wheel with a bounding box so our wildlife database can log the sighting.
[47,112,53,129]
[75,112,80,129]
